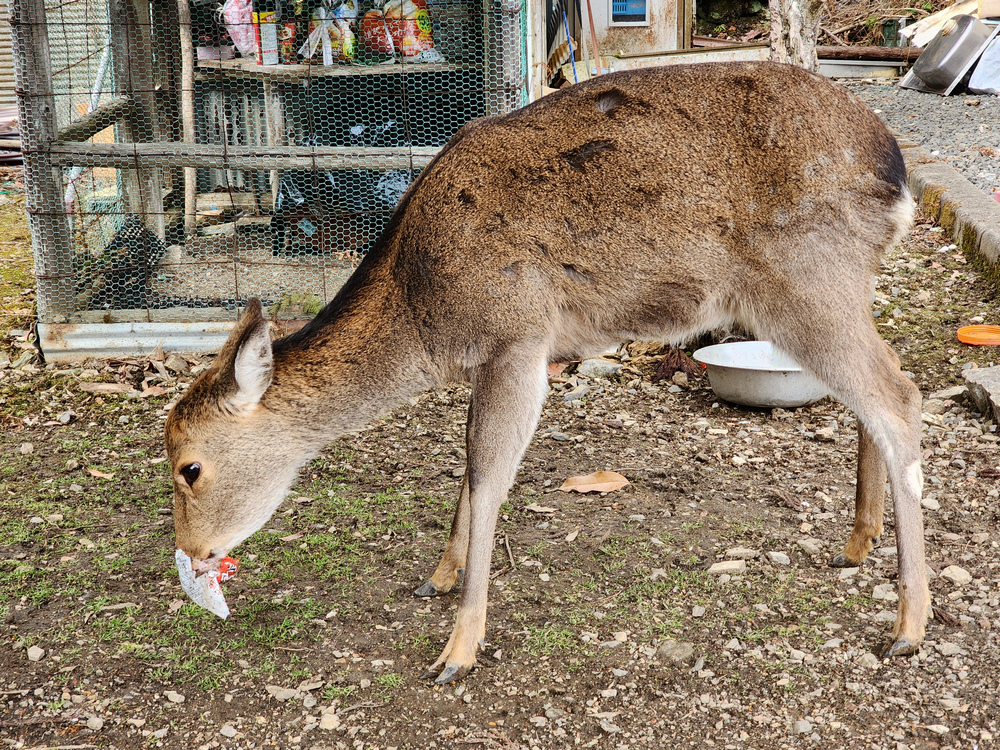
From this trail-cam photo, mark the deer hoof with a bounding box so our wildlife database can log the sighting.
[433,663,472,684]
[882,637,918,658]
[414,581,441,597]
[829,552,859,568]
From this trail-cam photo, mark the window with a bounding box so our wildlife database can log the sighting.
[609,0,649,26]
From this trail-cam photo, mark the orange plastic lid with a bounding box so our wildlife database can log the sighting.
[957,325,1000,346]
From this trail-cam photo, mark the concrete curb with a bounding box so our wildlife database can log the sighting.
[900,142,1000,281]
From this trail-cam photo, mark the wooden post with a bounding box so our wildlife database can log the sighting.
[109,0,166,239]
[152,0,184,209]
[9,0,77,323]
[177,0,198,236]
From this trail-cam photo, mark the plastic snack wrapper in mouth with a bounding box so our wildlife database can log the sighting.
[175,549,239,619]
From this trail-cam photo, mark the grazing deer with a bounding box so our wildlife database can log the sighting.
[166,61,928,683]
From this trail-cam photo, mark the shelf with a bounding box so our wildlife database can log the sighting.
[195,57,481,81]
[48,142,442,171]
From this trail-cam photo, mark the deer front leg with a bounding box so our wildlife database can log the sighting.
[415,474,470,597]
[831,422,886,568]
[421,351,549,684]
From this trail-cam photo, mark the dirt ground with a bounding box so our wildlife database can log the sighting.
[2,196,1000,750]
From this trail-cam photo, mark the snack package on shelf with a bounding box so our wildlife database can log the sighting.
[221,0,257,58]
[360,0,443,60]
[299,0,356,64]
[252,0,279,64]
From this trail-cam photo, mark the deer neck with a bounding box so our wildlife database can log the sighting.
[263,257,436,448]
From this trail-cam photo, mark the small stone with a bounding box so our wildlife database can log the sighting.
[266,685,298,701]
[549,432,571,442]
[57,410,73,424]
[451,467,465,478]
[857,652,881,669]
[127,718,146,728]
[538,573,550,582]
[29,516,43,524]
[303,694,317,709]
[930,385,966,402]
[822,638,843,649]
[793,720,812,734]
[656,640,696,665]
[921,497,940,511]
[940,566,972,586]
[611,669,628,678]
[671,371,689,387]
[922,399,947,415]
[926,725,950,735]
[873,610,896,623]
[562,384,590,402]
[69,483,83,493]
[814,427,835,442]
[64,459,80,472]
[164,691,185,703]
[872,583,898,602]
[708,560,745,575]
[220,725,237,738]
[576,358,622,378]
[725,547,759,560]
[767,551,790,566]
[20,442,33,455]
[320,713,341,730]
[87,716,104,731]
[692,605,706,618]
[731,455,747,466]
[153,728,168,739]
[798,538,822,555]
[935,642,961,656]
[838,567,859,580]
[724,638,742,651]
[971,532,989,544]
[789,648,806,661]
[545,707,566,719]
[27,646,45,662]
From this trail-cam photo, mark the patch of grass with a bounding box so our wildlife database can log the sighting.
[525,624,577,655]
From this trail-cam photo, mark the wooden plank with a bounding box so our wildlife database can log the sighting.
[48,142,441,171]
[56,96,134,143]
[816,46,923,62]
[194,57,480,81]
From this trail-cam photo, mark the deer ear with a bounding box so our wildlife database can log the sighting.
[216,300,273,411]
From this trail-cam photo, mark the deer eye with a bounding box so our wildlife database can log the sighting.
[180,463,201,486]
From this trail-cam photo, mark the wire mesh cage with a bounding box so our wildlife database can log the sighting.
[10,0,527,352]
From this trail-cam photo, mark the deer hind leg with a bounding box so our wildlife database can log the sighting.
[415,472,470,597]
[766,303,928,657]
[422,347,549,684]
[830,421,887,568]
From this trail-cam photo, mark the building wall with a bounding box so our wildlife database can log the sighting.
[590,0,683,56]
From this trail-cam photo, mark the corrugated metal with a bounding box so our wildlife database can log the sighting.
[0,3,14,108]
[39,320,240,362]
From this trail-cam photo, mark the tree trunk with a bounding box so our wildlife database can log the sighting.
[769,0,826,71]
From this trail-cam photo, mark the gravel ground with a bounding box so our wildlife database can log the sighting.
[845,80,1000,198]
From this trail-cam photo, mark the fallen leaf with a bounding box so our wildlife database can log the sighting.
[565,530,580,542]
[168,599,185,614]
[140,385,167,398]
[558,471,630,494]
[79,382,134,394]
[525,503,557,514]
[547,362,567,378]
[87,468,115,479]
[280,533,304,542]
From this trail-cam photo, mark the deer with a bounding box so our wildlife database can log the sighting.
[166,60,929,684]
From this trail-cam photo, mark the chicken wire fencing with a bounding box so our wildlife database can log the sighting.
[10,0,527,340]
